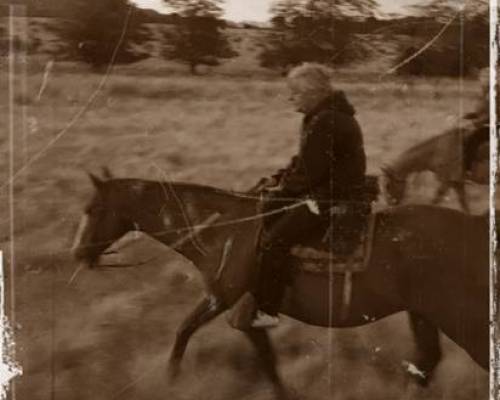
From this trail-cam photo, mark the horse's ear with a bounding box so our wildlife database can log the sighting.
[101,166,113,180]
[87,172,104,191]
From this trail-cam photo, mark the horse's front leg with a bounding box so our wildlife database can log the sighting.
[168,295,226,380]
[244,328,291,400]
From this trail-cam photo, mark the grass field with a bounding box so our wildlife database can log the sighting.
[0,57,491,400]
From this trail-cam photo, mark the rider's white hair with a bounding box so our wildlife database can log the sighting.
[287,63,334,94]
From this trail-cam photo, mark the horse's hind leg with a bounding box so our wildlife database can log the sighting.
[168,296,226,380]
[407,312,442,387]
[431,181,450,206]
[452,182,470,214]
[244,329,291,400]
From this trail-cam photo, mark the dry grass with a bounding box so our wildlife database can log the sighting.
[0,62,490,400]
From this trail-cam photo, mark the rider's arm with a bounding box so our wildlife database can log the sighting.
[247,156,300,194]
[271,156,298,182]
[279,115,333,195]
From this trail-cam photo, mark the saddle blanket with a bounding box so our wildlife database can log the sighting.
[290,214,376,275]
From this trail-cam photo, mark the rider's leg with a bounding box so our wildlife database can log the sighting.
[254,243,288,316]
[328,204,369,258]
[252,204,324,327]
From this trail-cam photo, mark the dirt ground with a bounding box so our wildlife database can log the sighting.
[0,59,491,399]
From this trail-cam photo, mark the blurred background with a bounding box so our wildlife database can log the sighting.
[0,0,492,399]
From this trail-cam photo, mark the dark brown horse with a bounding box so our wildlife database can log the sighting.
[71,170,489,399]
[382,127,489,213]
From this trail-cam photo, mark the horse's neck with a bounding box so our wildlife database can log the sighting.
[391,146,430,177]
[142,183,258,269]
[167,186,261,298]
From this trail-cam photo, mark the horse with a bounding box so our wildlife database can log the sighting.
[71,169,489,399]
[382,126,489,213]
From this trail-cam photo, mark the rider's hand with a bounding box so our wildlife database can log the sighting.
[265,186,282,193]
[264,177,280,188]
[248,177,280,194]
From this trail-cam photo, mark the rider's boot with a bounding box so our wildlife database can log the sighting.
[251,310,280,328]
[226,292,280,330]
[227,291,258,330]
[226,244,285,330]
[250,245,288,328]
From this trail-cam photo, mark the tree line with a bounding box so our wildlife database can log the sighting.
[20,0,490,76]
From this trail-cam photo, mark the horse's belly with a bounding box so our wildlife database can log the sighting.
[282,270,403,328]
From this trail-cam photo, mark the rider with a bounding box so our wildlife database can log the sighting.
[247,63,367,328]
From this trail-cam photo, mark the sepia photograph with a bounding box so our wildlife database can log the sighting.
[0,0,496,399]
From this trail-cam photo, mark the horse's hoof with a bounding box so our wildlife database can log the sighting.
[401,360,430,387]
[408,372,430,387]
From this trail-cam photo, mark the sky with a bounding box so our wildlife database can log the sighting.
[133,0,425,21]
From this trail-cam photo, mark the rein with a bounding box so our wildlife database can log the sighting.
[125,183,383,239]
[152,199,312,237]
[69,196,312,256]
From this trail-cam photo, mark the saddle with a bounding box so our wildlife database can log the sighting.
[290,212,377,274]
[290,175,379,275]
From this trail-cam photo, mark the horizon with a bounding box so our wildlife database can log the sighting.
[133,0,425,22]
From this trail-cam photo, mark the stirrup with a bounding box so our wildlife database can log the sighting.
[251,310,280,328]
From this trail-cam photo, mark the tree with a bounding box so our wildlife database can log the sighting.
[58,0,150,70]
[258,0,378,72]
[395,0,489,77]
[410,0,488,22]
[162,0,237,74]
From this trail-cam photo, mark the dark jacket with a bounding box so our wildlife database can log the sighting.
[274,91,366,208]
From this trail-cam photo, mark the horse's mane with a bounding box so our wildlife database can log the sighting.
[110,178,259,203]
[167,181,259,201]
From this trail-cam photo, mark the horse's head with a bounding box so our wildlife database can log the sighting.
[381,166,407,206]
[72,168,134,268]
